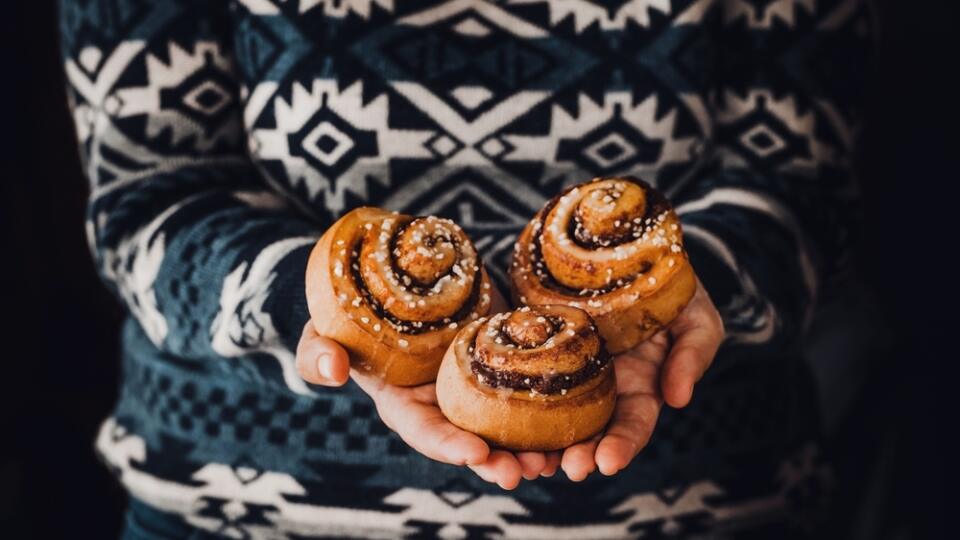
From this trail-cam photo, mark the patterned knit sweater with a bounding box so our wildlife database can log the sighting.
[59,0,871,537]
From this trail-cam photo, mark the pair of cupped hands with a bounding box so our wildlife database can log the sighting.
[296,275,724,489]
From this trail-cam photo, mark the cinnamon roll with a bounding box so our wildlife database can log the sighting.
[305,207,494,386]
[437,305,616,451]
[511,177,696,354]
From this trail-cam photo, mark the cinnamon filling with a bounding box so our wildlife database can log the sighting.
[467,307,610,395]
[349,219,483,335]
[469,353,609,394]
[565,177,670,250]
[530,176,672,295]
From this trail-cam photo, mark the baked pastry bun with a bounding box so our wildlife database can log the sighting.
[306,207,494,386]
[511,177,696,354]
[437,305,616,451]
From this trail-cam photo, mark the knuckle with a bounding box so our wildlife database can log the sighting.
[294,353,312,378]
[301,319,315,338]
[295,337,308,359]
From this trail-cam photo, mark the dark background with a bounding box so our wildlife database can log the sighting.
[2,1,950,538]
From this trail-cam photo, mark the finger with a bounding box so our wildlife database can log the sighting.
[612,346,662,397]
[662,312,723,408]
[561,438,599,482]
[516,452,547,481]
[595,394,661,475]
[613,330,668,395]
[541,452,562,478]
[469,450,523,490]
[376,392,489,466]
[349,367,389,399]
[296,323,351,386]
[626,332,669,365]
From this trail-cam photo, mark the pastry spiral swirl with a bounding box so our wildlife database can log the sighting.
[437,305,616,451]
[511,177,696,353]
[306,207,493,386]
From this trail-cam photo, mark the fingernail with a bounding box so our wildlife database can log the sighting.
[566,471,587,482]
[317,353,333,380]
[599,465,618,476]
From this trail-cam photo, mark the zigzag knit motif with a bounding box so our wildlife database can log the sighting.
[60,0,871,537]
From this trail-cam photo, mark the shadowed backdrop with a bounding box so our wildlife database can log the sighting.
[2,1,948,538]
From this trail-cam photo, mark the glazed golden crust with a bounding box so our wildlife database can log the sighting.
[510,177,696,353]
[437,305,616,451]
[306,207,493,386]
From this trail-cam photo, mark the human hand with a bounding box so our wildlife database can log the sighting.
[296,286,559,489]
[557,278,725,481]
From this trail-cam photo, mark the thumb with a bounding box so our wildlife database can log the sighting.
[296,321,351,386]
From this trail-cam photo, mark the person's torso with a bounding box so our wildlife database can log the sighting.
[97,3,830,536]
[223,0,714,282]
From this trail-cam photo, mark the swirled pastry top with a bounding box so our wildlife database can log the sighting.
[327,207,492,347]
[453,305,610,397]
[513,177,688,309]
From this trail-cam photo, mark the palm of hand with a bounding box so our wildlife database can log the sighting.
[471,280,722,485]
[546,281,723,482]
[297,280,722,488]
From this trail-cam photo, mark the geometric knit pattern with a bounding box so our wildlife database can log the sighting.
[60,0,871,537]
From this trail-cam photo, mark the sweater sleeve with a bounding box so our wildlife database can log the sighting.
[60,0,322,394]
[674,0,872,350]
